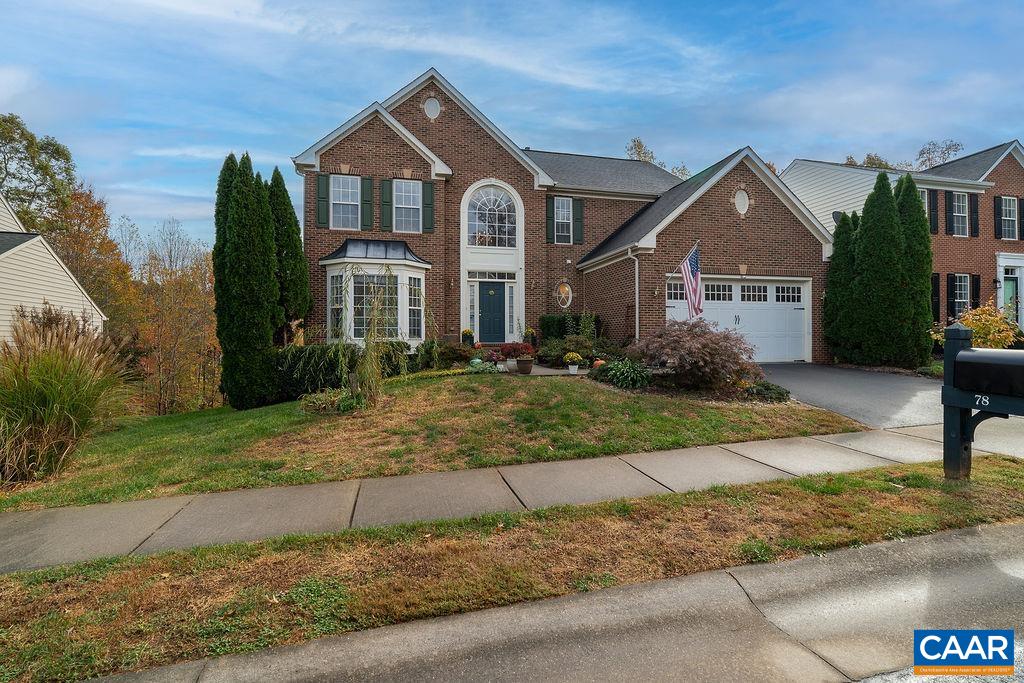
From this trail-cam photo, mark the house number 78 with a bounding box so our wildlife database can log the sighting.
[975,394,990,407]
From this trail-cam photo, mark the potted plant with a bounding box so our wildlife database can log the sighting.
[515,343,535,375]
[523,326,538,348]
[564,352,584,375]
[461,328,474,346]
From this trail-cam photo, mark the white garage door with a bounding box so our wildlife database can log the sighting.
[666,278,810,363]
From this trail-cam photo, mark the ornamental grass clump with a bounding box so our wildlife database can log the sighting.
[0,313,130,484]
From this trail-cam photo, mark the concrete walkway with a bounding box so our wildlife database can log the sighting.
[0,428,972,574]
[99,523,1024,682]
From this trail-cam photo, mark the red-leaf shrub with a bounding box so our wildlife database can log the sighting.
[500,343,534,359]
[630,319,763,390]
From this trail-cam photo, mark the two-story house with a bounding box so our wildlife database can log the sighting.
[782,141,1024,328]
[293,69,833,363]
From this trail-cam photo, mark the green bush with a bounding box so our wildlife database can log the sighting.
[538,313,602,341]
[437,340,473,369]
[593,336,626,360]
[299,388,364,414]
[378,340,410,378]
[466,361,504,374]
[744,380,790,403]
[276,343,360,401]
[631,319,762,391]
[0,312,130,483]
[537,338,565,366]
[413,339,441,372]
[601,358,651,390]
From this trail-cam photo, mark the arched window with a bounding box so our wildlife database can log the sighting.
[467,186,516,247]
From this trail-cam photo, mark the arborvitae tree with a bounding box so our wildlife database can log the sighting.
[851,211,860,232]
[848,172,908,365]
[268,167,311,344]
[213,153,237,344]
[824,212,857,361]
[220,154,282,409]
[895,174,935,367]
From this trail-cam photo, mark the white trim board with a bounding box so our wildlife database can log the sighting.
[0,192,28,232]
[979,141,1024,180]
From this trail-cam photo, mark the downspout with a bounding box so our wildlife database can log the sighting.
[627,247,640,341]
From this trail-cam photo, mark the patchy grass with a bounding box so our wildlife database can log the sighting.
[917,360,944,379]
[3,456,1024,681]
[0,375,859,512]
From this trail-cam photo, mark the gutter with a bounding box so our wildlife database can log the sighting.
[627,247,640,341]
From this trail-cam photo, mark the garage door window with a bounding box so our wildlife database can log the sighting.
[667,282,686,300]
[776,286,802,303]
[740,285,768,302]
[705,283,733,301]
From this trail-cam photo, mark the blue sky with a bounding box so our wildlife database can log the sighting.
[2,0,1022,243]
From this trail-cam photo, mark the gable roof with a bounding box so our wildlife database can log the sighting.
[522,149,681,196]
[381,68,554,188]
[0,231,107,321]
[578,147,832,269]
[293,103,453,178]
[0,231,38,256]
[925,140,1023,181]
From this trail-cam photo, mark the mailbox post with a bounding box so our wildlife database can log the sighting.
[941,323,1024,480]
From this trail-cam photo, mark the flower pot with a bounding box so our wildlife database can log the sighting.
[516,357,534,375]
[567,364,579,375]
[506,358,518,372]
[461,333,474,346]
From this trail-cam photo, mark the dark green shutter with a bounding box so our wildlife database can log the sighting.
[422,181,434,233]
[995,196,1003,239]
[380,179,393,232]
[316,173,329,228]
[1020,197,1024,240]
[360,176,373,230]
[969,194,979,237]
[928,190,938,234]
[930,273,940,323]
[572,198,584,245]
[971,274,981,310]
[545,196,555,243]
[946,273,955,321]
[944,191,954,235]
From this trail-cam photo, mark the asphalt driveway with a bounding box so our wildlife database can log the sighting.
[763,364,942,428]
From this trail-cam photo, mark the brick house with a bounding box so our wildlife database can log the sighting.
[293,69,833,362]
[783,140,1024,328]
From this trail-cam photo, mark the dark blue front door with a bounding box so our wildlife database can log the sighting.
[479,282,505,343]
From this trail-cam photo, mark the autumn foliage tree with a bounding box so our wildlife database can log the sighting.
[0,113,76,232]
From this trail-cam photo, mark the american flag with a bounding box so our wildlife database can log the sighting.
[681,243,702,318]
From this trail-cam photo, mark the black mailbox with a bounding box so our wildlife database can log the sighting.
[954,348,1024,397]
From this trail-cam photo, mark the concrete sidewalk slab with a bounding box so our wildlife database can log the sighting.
[0,496,192,573]
[730,524,1024,680]
[134,481,359,554]
[498,456,670,509]
[813,430,943,464]
[621,445,791,491]
[722,436,897,475]
[350,469,523,528]
[893,417,1024,457]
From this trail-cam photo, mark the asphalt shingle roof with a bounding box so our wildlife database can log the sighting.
[522,149,682,196]
[319,238,430,265]
[924,141,1018,181]
[578,149,743,266]
[0,231,38,256]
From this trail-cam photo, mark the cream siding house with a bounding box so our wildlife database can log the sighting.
[0,192,106,339]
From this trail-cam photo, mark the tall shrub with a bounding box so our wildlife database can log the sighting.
[895,174,934,366]
[824,212,857,361]
[848,173,908,365]
[212,153,237,344]
[219,154,281,409]
[268,167,311,344]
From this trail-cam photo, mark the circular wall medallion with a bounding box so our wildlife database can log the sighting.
[734,189,750,215]
[556,282,573,308]
[423,97,441,121]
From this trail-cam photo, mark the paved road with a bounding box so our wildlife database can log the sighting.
[100,523,1024,682]
[764,364,942,428]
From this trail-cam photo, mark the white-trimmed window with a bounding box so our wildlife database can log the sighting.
[507,285,515,334]
[705,283,733,301]
[776,285,802,303]
[1002,196,1018,240]
[919,189,928,218]
[952,192,968,236]
[407,276,423,340]
[468,186,516,247]
[330,175,360,230]
[740,285,768,302]
[468,283,477,336]
[954,273,970,318]
[353,274,398,339]
[554,196,572,245]
[329,274,345,338]
[394,180,422,233]
[667,282,686,300]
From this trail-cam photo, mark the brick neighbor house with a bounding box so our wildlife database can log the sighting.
[783,140,1024,328]
[293,68,833,363]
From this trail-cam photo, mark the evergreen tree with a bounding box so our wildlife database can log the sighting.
[268,167,311,344]
[213,153,237,345]
[220,154,282,409]
[895,174,935,367]
[851,211,860,232]
[824,212,857,361]
[848,172,908,365]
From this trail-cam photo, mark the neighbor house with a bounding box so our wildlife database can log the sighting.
[782,141,1024,328]
[293,68,833,363]
[0,190,106,339]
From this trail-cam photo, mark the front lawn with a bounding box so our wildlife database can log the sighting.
[0,374,860,511]
[3,456,1023,681]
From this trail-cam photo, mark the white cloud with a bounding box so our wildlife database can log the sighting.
[0,66,35,109]
[134,145,291,167]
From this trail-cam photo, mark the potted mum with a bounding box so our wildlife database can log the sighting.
[564,351,584,375]
[461,328,474,346]
[516,343,535,375]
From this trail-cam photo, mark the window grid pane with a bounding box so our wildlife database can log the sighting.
[954,274,970,318]
[394,180,422,233]
[469,283,476,336]
[353,274,398,339]
[740,285,768,302]
[1003,197,1018,239]
[952,193,968,236]
[467,271,516,281]
[507,285,515,335]
[705,284,733,301]
[331,175,360,229]
[554,197,572,244]
[919,189,928,217]
[667,282,686,300]
[468,186,517,247]
[408,276,422,340]
[775,285,802,303]
[329,274,344,338]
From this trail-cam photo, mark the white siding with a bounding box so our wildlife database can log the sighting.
[0,238,103,340]
[0,194,25,233]
[781,161,899,232]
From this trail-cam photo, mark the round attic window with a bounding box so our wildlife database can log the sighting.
[423,97,441,121]
[734,189,750,215]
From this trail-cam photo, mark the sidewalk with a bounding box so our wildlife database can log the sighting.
[0,428,964,573]
[99,522,1024,682]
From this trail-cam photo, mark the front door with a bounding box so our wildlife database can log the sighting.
[479,281,505,343]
